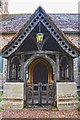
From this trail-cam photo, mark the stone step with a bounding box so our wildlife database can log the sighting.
[24,106,58,110]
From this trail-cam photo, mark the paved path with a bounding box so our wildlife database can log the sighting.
[0,109,79,119]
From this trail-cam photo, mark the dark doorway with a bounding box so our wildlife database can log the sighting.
[33,62,48,84]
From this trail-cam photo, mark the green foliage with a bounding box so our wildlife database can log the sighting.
[78,91,80,95]
[77,91,80,111]
[0,92,3,102]
[0,107,4,111]
[77,91,80,101]
[0,98,3,102]
[78,103,80,111]
[0,92,3,97]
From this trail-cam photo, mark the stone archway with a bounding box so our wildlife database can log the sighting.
[24,54,56,83]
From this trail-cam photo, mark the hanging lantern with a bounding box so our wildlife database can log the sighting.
[36,32,44,42]
[36,22,44,43]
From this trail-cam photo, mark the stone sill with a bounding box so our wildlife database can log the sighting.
[4,82,24,84]
[0,96,23,100]
[58,101,78,104]
[58,98,78,101]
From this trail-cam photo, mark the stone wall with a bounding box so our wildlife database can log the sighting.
[66,34,80,86]
[1,82,78,110]
[2,82,24,109]
[57,82,78,110]
[0,58,7,91]
[0,34,15,89]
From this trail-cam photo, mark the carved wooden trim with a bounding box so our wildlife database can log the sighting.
[3,8,78,58]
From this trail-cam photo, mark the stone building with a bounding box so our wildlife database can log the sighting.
[0,7,80,110]
[0,4,80,109]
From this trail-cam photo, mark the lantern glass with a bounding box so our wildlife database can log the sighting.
[36,33,44,42]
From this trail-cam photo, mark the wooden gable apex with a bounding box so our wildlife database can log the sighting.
[2,6,80,58]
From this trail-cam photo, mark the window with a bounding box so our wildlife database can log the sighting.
[0,56,3,73]
[10,57,21,80]
[60,57,69,80]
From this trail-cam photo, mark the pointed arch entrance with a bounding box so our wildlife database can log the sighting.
[25,56,56,106]
[29,58,53,84]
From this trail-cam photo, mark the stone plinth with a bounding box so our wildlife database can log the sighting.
[2,82,24,109]
[56,82,78,110]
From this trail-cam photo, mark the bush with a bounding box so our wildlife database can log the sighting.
[0,92,3,97]
[0,98,3,102]
[77,91,80,111]
[77,91,80,101]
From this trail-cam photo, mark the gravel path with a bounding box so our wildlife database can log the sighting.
[0,109,79,119]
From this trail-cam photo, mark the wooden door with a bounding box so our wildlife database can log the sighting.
[33,62,48,84]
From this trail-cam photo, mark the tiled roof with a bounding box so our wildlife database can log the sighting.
[1,5,80,58]
[0,14,79,33]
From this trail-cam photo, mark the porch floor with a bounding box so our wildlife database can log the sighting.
[1,109,78,119]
